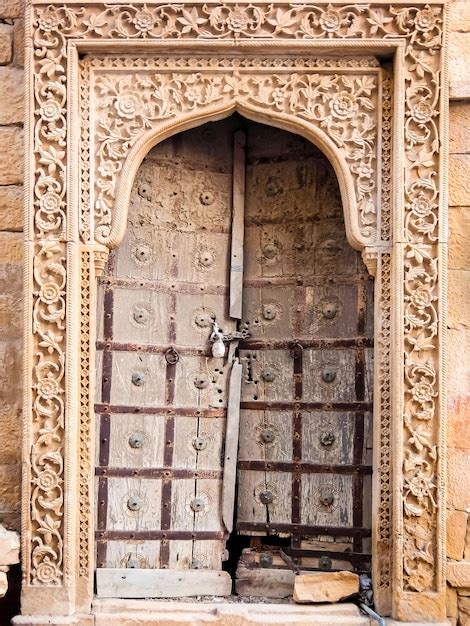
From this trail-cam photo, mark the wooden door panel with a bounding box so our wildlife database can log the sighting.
[302,349,358,403]
[105,540,162,569]
[236,470,292,528]
[239,350,293,402]
[172,416,224,471]
[301,412,355,466]
[108,352,167,408]
[110,288,172,346]
[105,413,166,468]
[106,477,163,531]
[300,474,353,527]
[175,294,233,347]
[173,356,228,409]
[237,410,293,463]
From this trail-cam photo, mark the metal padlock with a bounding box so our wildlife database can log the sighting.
[132,372,145,386]
[127,495,143,511]
[321,367,336,383]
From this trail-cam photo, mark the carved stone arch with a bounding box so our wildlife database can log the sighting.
[107,100,367,252]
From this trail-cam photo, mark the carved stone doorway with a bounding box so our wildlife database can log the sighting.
[93,117,374,600]
[20,3,447,624]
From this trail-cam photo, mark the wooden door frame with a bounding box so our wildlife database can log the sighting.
[19,1,448,623]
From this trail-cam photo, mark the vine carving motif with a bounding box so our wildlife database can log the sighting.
[90,63,379,244]
[28,1,444,601]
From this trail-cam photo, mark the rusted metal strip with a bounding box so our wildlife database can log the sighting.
[98,414,111,467]
[96,285,114,567]
[243,275,371,288]
[235,522,371,537]
[96,530,227,541]
[94,404,225,418]
[283,547,372,564]
[160,346,176,567]
[96,476,108,567]
[353,282,367,552]
[291,342,303,532]
[95,467,223,479]
[99,277,228,296]
[96,340,211,357]
[239,338,373,350]
[240,401,372,411]
[230,130,246,319]
[237,461,372,475]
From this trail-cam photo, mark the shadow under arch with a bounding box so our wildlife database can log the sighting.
[108,100,367,252]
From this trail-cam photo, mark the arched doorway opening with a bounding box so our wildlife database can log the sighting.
[94,115,373,599]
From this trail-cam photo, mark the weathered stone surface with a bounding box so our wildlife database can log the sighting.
[0,23,13,65]
[449,0,470,34]
[0,409,21,466]
[450,208,470,270]
[448,510,468,561]
[0,185,22,231]
[449,155,470,206]
[293,571,359,604]
[0,0,22,19]
[449,270,470,330]
[447,329,470,450]
[448,563,470,588]
[0,571,7,598]
[0,231,22,263]
[0,524,19,565]
[0,66,23,124]
[450,34,470,100]
[0,463,20,514]
[447,585,458,618]
[450,104,470,155]
[0,127,23,185]
[13,17,23,67]
[448,451,470,511]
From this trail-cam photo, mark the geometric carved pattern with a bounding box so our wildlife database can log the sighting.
[25,2,445,620]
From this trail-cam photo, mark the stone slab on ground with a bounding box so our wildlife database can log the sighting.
[293,571,359,604]
[0,524,19,565]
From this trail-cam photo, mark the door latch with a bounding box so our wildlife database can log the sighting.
[209,321,250,358]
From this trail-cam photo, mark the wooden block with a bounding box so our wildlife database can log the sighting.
[235,565,295,599]
[96,568,232,598]
[293,571,359,604]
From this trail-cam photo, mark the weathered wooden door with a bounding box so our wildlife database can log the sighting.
[94,117,373,599]
[235,123,373,596]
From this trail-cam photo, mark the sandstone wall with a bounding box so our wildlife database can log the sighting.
[446,2,470,624]
[0,0,468,623]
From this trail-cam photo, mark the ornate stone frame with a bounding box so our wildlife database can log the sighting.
[20,1,447,623]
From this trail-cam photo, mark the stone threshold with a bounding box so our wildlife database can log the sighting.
[12,600,453,626]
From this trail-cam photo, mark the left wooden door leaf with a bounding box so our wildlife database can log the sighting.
[94,122,239,598]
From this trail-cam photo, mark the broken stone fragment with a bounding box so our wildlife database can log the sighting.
[0,571,7,598]
[0,524,20,566]
[293,571,360,604]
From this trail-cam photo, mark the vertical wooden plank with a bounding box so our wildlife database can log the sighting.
[230,130,246,319]
[222,360,242,532]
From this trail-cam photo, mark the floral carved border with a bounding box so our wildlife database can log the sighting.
[85,56,381,246]
[26,1,445,617]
